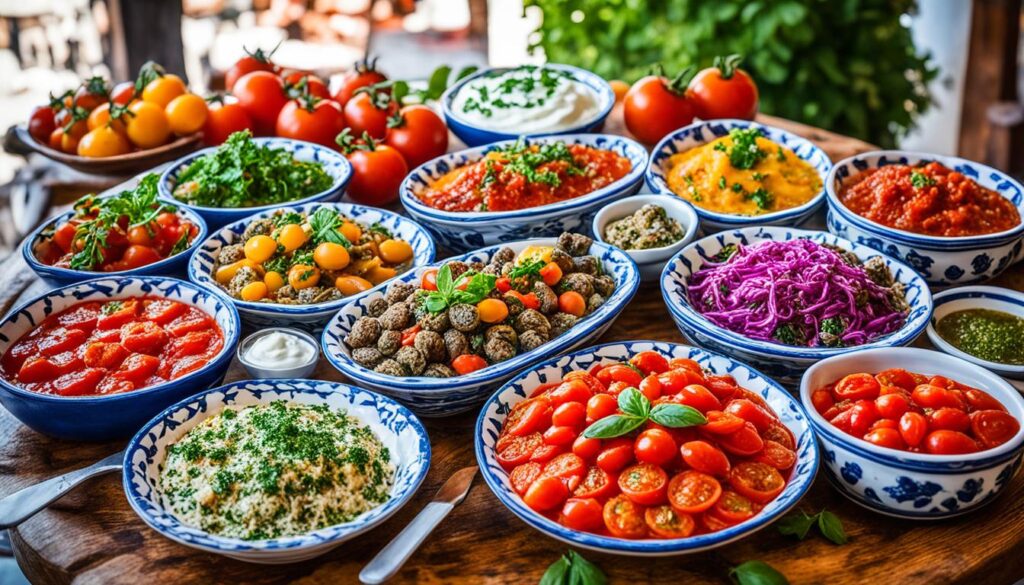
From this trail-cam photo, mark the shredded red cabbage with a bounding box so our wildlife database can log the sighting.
[686,239,908,347]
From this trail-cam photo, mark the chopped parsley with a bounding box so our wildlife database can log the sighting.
[748,187,774,211]
[723,128,767,170]
[910,171,936,188]
[488,138,586,187]
[462,65,575,117]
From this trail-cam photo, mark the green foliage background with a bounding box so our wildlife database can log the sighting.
[523,0,938,147]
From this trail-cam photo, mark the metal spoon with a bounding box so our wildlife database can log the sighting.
[0,450,125,529]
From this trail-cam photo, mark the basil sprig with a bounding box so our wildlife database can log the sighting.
[730,560,789,585]
[777,508,847,545]
[422,264,496,313]
[539,550,606,585]
[582,387,706,439]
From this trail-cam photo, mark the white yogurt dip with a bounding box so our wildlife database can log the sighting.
[244,330,316,369]
[451,66,601,133]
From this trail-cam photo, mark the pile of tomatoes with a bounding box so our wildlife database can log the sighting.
[221,51,449,206]
[812,369,1020,455]
[494,351,795,539]
[615,54,760,145]
[29,63,209,158]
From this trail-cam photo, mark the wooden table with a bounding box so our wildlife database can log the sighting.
[2,112,1024,585]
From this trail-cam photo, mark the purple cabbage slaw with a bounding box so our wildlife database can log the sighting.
[686,239,907,347]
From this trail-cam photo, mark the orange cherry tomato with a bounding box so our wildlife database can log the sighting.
[602,495,648,538]
[728,462,785,504]
[645,505,695,538]
[667,470,721,514]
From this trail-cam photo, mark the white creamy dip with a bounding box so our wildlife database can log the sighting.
[451,66,601,133]
[245,331,316,369]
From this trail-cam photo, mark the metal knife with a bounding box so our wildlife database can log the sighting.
[360,465,478,584]
[0,449,125,529]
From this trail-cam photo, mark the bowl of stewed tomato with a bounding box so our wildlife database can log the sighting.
[801,346,1024,519]
[475,340,818,555]
[23,174,207,288]
[0,276,240,441]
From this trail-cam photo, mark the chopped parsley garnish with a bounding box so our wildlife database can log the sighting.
[508,258,545,280]
[101,301,123,315]
[308,208,351,247]
[487,138,586,187]
[714,244,738,262]
[910,171,936,188]
[724,128,767,170]
[462,65,575,117]
[820,316,846,346]
[718,176,727,190]
[748,187,774,211]
[773,323,806,345]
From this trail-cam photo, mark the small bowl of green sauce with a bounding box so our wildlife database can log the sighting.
[928,286,1024,380]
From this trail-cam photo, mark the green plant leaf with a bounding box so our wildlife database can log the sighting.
[649,403,706,428]
[776,510,815,540]
[565,551,606,585]
[582,414,645,439]
[436,264,454,295]
[617,387,649,418]
[730,560,789,585]
[539,554,570,585]
[818,510,847,545]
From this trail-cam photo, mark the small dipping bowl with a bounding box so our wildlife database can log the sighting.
[927,286,1024,380]
[592,194,699,282]
[237,327,320,379]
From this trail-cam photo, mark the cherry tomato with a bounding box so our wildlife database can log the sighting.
[282,72,330,100]
[504,397,551,437]
[344,90,396,140]
[572,435,601,461]
[74,76,110,110]
[385,105,448,168]
[529,443,563,464]
[965,388,1006,412]
[275,98,346,147]
[834,373,881,401]
[549,379,593,406]
[111,81,135,105]
[811,388,835,414]
[559,497,604,532]
[899,411,928,447]
[551,401,586,428]
[334,58,388,106]
[510,462,542,495]
[125,100,171,148]
[687,54,759,120]
[543,425,577,447]
[573,466,618,500]
[863,428,906,450]
[639,374,662,402]
[523,475,569,512]
[667,470,721,514]
[971,410,1020,449]
[451,353,487,375]
[77,126,130,158]
[680,440,730,477]
[701,410,745,435]
[912,384,965,410]
[717,422,764,456]
[623,69,696,145]
[849,399,880,436]
[142,74,186,108]
[658,369,701,395]
[634,429,677,466]
[603,495,647,538]
[119,245,163,269]
[29,106,56,144]
[595,364,643,388]
[565,371,607,394]
[645,505,695,538]
[630,351,670,375]
[226,47,279,92]
[875,368,918,392]
[762,422,796,450]
[496,432,542,471]
[52,222,79,253]
[711,489,757,524]
[202,99,255,146]
[420,268,438,291]
[729,462,784,504]
[875,392,911,420]
[674,384,722,414]
[924,430,979,455]
[596,438,634,473]
[928,408,971,433]
[338,133,408,205]
[586,393,618,422]
[541,453,586,488]
[165,93,209,135]
[232,71,288,134]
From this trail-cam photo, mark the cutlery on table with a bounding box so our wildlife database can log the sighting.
[0,449,125,529]
[360,465,478,584]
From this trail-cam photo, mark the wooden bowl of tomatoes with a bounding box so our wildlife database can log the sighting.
[475,341,818,555]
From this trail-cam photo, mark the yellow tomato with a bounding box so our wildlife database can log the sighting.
[335,275,373,296]
[77,126,131,158]
[86,103,125,132]
[215,259,257,284]
[240,281,268,301]
[165,93,208,135]
[313,242,351,271]
[339,220,362,243]
[477,298,509,323]
[277,224,308,253]
[364,266,397,285]
[288,264,320,289]
[516,245,554,265]
[264,271,285,292]
[378,239,413,264]
[244,235,277,263]
[126,101,171,148]
[142,74,186,108]
[59,131,80,154]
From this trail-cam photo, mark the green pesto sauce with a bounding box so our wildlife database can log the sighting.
[936,308,1024,365]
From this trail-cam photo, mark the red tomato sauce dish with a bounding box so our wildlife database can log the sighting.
[0,297,224,397]
[838,161,1021,237]
[417,139,631,213]
[493,351,795,539]
[810,368,1020,454]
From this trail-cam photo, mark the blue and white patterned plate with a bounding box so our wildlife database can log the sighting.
[645,119,833,233]
[0,276,239,441]
[660,226,933,385]
[188,201,436,330]
[321,237,640,416]
[123,378,431,564]
[158,137,352,228]
[400,134,648,252]
[801,347,1024,519]
[825,150,1024,287]
[475,340,819,556]
[21,195,209,288]
[440,64,615,147]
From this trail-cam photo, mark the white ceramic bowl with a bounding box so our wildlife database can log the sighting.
[825,150,1024,287]
[926,286,1024,380]
[592,194,700,282]
[800,347,1024,519]
[124,378,431,564]
[236,328,320,379]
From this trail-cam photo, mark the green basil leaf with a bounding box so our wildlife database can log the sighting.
[539,554,570,585]
[817,510,847,545]
[423,294,448,313]
[582,414,645,439]
[391,80,410,104]
[454,65,479,82]
[730,560,789,585]
[649,403,706,428]
[617,387,649,418]
[566,550,607,585]
[776,511,815,540]
[436,264,453,295]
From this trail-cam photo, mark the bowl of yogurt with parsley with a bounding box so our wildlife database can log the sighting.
[442,64,615,147]
[124,379,430,564]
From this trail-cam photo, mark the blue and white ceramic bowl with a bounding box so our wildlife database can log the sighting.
[188,201,436,330]
[124,379,430,563]
[825,150,1024,287]
[0,277,240,441]
[22,196,208,288]
[926,286,1024,380]
[158,137,352,228]
[440,64,615,147]
[476,341,819,556]
[400,134,648,252]
[661,226,933,385]
[801,347,1024,519]
[646,119,833,233]
[592,194,700,282]
[322,238,640,416]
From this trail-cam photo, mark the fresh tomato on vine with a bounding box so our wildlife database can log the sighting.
[276,94,346,147]
[333,57,388,106]
[282,72,330,100]
[225,45,279,92]
[73,76,110,111]
[202,97,255,146]
[688,54,759,121]
[622,65,697,145]
[111,81,135,105]
[232,71,287,135]
[28,106,56,144]
[335,130,408,205]
[343,87,396,140]
[385,104,448,168]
